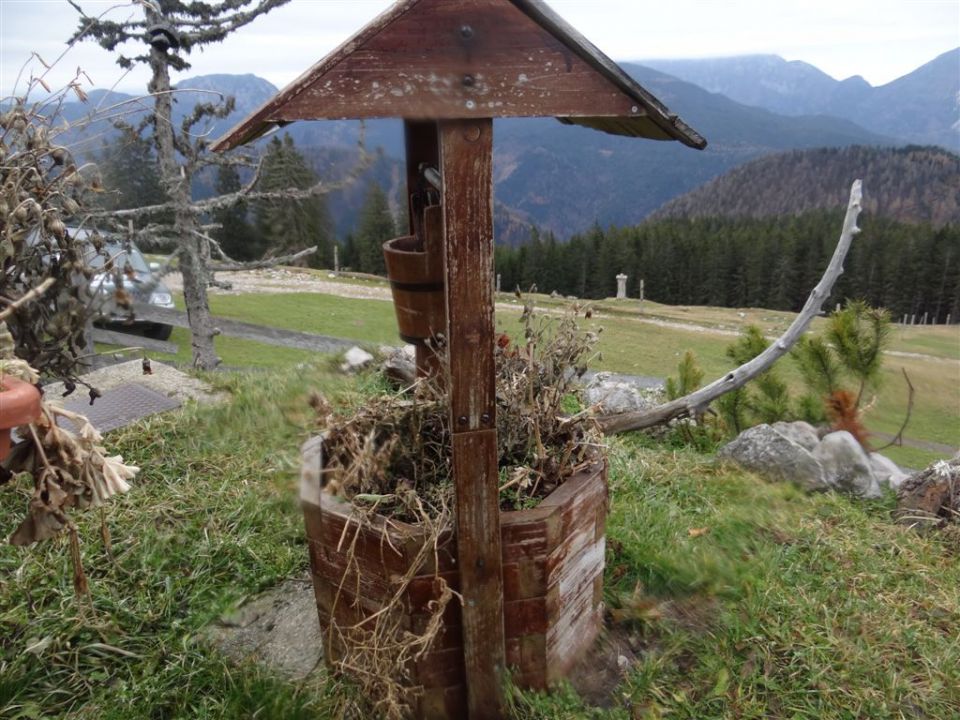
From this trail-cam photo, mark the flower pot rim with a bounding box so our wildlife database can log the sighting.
[316,457,607,536]
[0,374,42,431]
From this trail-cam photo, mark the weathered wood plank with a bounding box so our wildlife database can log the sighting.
[404,120,440,234]
[441,120,496,429]
[91,328,179,355]
[275,0,638,123]
[449,429,505,718]
[131,303,357,354]
[440,115,504,717]
[403,119,446,377]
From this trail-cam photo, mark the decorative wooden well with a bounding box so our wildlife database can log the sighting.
[214,2,704,717]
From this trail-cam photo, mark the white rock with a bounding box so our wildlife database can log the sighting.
[771,420,820,451]
[381,347,416,386]
[340,346,374,373]
[718,424,827,492]
[812,431,882,498]
[869,452,909,491]
[584,380,657,415]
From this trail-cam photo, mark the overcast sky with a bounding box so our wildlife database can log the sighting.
[1,0,958,98]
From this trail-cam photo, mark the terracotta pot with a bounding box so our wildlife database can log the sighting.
[0,375,41,459]
[301,449,608,720]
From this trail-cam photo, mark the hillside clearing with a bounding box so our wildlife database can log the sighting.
[1,364,957,719]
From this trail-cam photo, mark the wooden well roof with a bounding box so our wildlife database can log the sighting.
[212,0,706,152]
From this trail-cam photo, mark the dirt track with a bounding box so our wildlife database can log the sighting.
[164,268,393,301]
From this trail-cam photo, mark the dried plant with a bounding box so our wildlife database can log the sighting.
[1,71,103,387]
[1,327,138,593]
[310,301,603,717]
[1,63,138,593]
[314,301,603,520]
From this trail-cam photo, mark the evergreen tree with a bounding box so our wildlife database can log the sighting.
[254,135,334,267]
[340,233,359,271]
[355,183,395,274]
[97,129,166,214]
[212,164,262,261]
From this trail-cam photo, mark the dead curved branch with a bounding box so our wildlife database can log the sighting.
[599,179,864,435]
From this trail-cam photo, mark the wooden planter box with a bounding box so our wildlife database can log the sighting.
[301,445,607,719]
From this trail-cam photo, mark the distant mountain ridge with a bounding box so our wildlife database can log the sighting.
[46,49,956,241]
[643,49,960,151]
[650,145,960,227]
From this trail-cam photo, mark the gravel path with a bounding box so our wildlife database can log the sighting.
[164,268,393,302]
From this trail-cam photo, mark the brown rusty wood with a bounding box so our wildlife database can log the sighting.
[404,120,440,234]
[213,0,707,152]
[440,117,505,719]
[265,0,638,123]
[450,430,504,719]
[440,120,495,429]
[402,120,445,378]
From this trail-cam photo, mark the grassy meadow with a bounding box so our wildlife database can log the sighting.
[1,359,958,719]
[132,280,958,468]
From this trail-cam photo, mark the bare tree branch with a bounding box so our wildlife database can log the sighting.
[598,179,864,435]
[209,247,318,272]
[873,368,916,451]
[0,278,56,321]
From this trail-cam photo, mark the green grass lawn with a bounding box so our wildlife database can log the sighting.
[2,366,957,718]
[103,286,957,466]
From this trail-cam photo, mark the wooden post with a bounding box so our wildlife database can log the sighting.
[333,244,339,274]
[404,120,444,378]
[439,117,505,720]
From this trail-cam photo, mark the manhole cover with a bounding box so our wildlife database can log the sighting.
[57,382,182,434]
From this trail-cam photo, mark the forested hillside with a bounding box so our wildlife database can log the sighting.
[495,213,959,322]
[651,146,960,226]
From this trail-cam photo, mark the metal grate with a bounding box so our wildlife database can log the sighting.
[57,382,182,434]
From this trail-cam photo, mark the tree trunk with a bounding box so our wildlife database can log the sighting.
[147,9,219,370]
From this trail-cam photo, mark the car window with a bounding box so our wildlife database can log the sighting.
[86,243,151,273]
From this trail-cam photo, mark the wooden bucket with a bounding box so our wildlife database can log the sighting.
[383,205,446,344]
[300,435,608,720]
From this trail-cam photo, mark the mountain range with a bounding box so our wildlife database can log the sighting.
[643,48,959,151]
[51,49,959,242]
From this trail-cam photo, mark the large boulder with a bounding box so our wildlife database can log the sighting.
[812,431,882,499]
[770,421,820,451]
[584,374,661,415]
[869,452,910,491]
[381,344,417,387]
[895,456,960,530]
[718,424,827,492]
